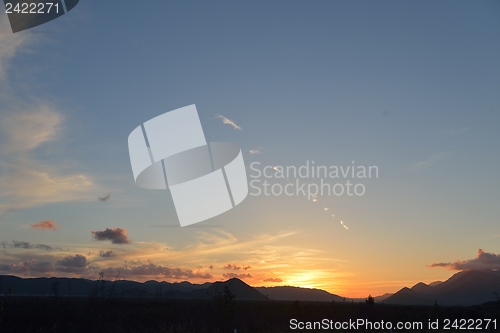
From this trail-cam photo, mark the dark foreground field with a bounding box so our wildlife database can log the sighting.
[0,295,498,333]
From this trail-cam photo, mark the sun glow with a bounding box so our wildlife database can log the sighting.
[285,271,325,289]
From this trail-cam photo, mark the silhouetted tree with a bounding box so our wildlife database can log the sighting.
[433,299,440,319]
[99,271,106,300]
[212,286,236,331]
[51,281,60,298]
[0,277,3,325]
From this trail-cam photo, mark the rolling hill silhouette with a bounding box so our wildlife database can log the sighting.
[0,275,266,301]
[256,286,343,302]
[0,275,210,298]
[0,275,346,302]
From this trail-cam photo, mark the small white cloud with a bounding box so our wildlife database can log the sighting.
[340,220,349,230]
[215,114,241,130]
[249,149,260,154]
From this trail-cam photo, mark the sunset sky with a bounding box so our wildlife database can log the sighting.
[0,1,499,298]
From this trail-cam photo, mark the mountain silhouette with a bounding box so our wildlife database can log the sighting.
[373,293,393,302]
[0,275,209,298]
[410,282,434,294]
[384,269,500,306]
[0,275,265,301]
[428,281,443,287]
[256,286,343,302]
[203,278,267,301]
[0,275,346,302]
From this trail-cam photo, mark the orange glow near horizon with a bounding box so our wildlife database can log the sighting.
[0,228,461,299]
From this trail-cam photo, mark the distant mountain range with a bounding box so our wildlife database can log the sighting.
[384,269,500,306]
[0,274,345,302]
[1,269,499,306]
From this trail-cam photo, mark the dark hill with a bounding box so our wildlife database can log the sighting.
[429,281,443,287]
[0,275,209,298]
[411,282,433,294]
[384,270,500,306]
[256,286,343,302]
[202,278,267,301]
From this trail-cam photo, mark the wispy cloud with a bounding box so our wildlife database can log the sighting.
[0,15,30,82]
[0,16,100,217]
[0,163,98,214]
[0,103,100,216]
[1,240,61,251]
[450,127,471,135]
[428,249,500,270]
[158,230,346,287]
[100,263,212,280]
[409,152,451,171]
[262,277,283,283]
[215,114,242,130]
[249,149,260,154]
[0,230,347,288]
[0,106,62,153]
[30,220,60,231]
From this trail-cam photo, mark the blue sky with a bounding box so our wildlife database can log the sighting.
[0,1,499,297]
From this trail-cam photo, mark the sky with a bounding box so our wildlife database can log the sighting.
[0,1,499,298]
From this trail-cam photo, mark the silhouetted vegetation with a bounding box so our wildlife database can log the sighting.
[0,274,499,332]
[0,293,498,332]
